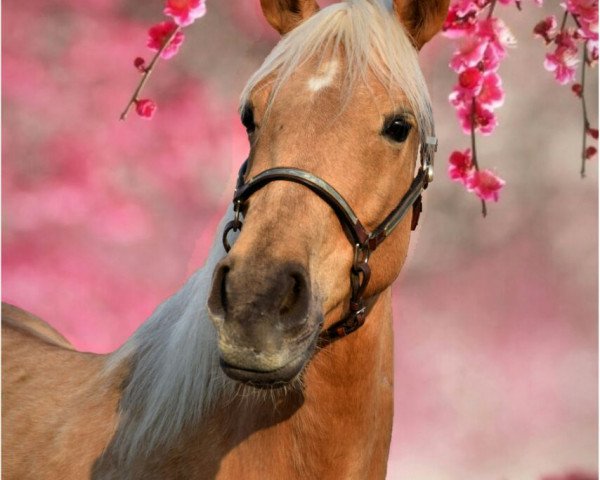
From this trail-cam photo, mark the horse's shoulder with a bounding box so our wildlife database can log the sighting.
[2,302,74,350]
[1,304,123,480]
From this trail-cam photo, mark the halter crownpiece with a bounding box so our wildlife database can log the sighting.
[222,135,437,343]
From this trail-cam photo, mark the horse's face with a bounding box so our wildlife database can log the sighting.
[208,0,448,387]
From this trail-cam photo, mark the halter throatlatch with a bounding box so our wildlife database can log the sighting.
[222,136,437,343]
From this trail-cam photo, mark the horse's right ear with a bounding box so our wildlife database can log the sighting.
[393,0,450,50]
[260,0,320,35]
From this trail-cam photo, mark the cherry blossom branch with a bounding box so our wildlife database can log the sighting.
[120,26,182,120]
[470,99,488,217]
[579,43,590,177]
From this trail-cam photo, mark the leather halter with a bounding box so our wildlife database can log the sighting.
[222,136,437,343]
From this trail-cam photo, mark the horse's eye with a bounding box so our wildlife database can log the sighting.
[382,118,411,143]
[241,106,256,134]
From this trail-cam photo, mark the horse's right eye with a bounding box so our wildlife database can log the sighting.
[241,106,256,134]
[382,117,412,143]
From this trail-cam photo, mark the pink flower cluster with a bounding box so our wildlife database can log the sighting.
[126,0,207,119]
[147,21,185,60]
[449,149,505,202]
[542,29,581,84]
[164,0,207,27]
[535,0,598,84]
[533,0,598,164]
[445,5,514,136]
[443,0,513,206]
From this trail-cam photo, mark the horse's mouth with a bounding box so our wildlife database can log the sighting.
[219,353,308,388]
[217,322,323,389]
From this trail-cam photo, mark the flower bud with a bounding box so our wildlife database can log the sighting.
[134,57,146,72]
[135,99,157,119]
[571,83,583,97]
[585,146,597,159]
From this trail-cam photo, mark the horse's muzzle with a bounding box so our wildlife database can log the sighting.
[207,257,322,387]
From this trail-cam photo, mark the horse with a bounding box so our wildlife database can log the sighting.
[2,0,449,477]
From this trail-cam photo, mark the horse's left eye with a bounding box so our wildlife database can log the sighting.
[241,106,256,134]
[382,118,411,143]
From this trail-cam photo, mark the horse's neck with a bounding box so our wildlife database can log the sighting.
[100,213,394,478]
[197,289,395,480]
[100,290,393,479]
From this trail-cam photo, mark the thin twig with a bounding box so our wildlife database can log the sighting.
[570,11,583,30]
[486,0,498,20]
[559,10,569,31]
[579,41,590,178]
[119,26,182,120]
[470,99,488,217]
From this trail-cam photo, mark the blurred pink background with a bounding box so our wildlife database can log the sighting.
[2,0,597,478]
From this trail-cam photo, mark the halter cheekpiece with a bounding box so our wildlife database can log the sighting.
[223,136,437,343]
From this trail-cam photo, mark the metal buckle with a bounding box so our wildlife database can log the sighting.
[233,200,242,224]
[353,243,370,266]
[222,200,244,252]
[425,136,438,151]
[425,162,434,183]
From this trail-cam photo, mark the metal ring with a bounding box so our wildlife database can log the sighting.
[222,219,242,252]
[353,243,370,266]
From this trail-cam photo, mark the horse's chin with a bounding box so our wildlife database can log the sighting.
[216,320,322,389]
[219,354,307,389]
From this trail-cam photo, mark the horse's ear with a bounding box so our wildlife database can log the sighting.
[260,0,320,35]
[392,0,450,50]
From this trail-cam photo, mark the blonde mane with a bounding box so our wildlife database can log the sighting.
[105,0,436,463]
[240,0,435,147]
[104,211,238,461]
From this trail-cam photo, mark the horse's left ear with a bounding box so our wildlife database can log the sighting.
[260,0,320,35]
[392,0,450,50]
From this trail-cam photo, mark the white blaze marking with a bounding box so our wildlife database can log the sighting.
[307,60,339,92]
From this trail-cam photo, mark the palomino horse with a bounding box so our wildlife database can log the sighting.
[2,0,449,477]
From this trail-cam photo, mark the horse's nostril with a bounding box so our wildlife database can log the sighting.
[220,266,229,314]
[208,263,230,318]
[277,268,309,322]
[279,275,299,316]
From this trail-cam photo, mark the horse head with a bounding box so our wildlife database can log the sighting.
[208,0,448,387]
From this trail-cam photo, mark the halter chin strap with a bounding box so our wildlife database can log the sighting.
[222,137,437,343]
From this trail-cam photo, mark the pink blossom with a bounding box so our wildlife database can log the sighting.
[449,18,515,73]
[563,0,599,41]
[442,1,480,38]
[448,149,474,183]
[544,32,580,84]
[466,169,505,202]
[164,0,207,27]
[459,66,484,91]
[587,40,598,65]
[450,36,488,72]
[135,99,157,119]
[533,16,558,44]
[477,18,516,61]
[449,86,468,109]
[449,68,497,111]
[449,67,484,108]
[480,42,501,71]
[451,74,504,116]
[478,72,505,108]
[147,21,185,60]
[457,101,498,135]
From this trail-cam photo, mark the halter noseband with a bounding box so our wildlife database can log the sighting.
[222,136,437,343]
